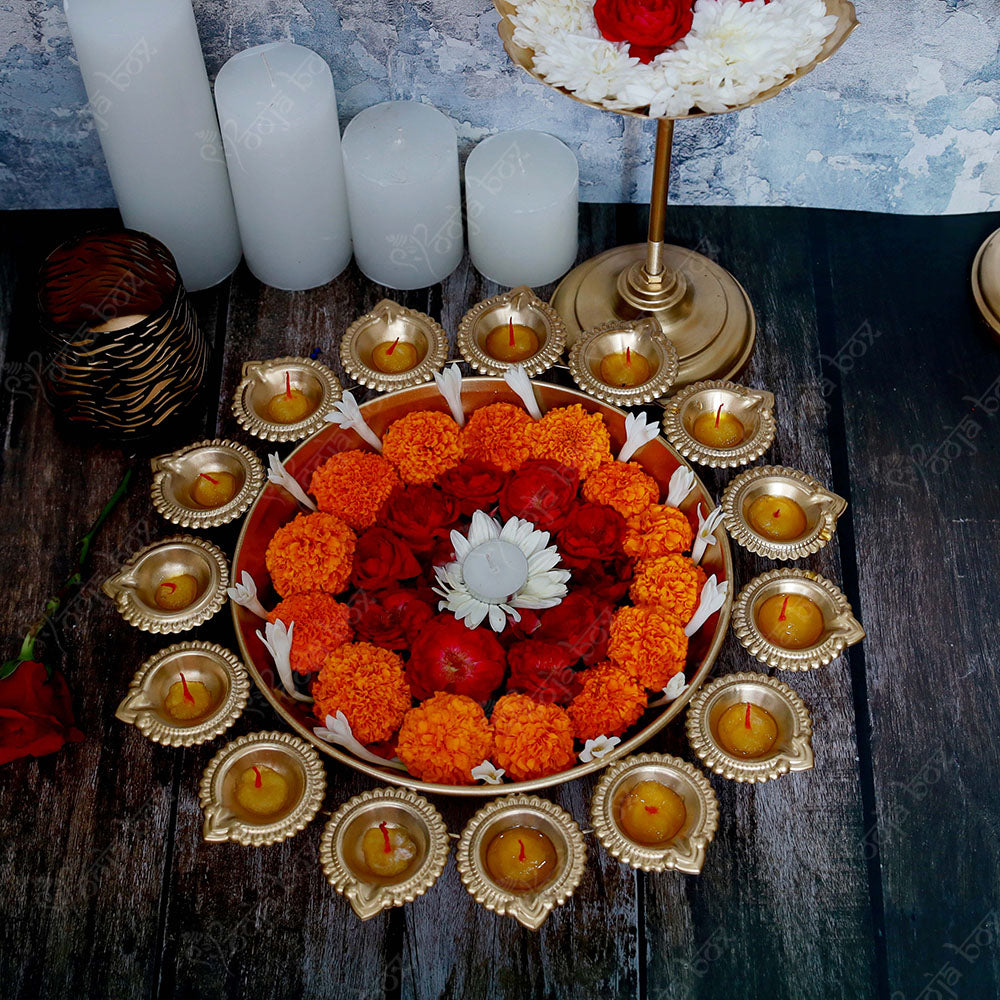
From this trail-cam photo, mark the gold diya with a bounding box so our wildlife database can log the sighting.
[102,535,229,634]
[232,356,342,443]
[456,794,586,930]
[150,438,265,529]
[590,753,718,874]
[720,465,847,560]
[457,286,566,376]
[686,672,813,783]
[662,380,776,468]
[567,317,679,407]
[319,786,450,920]
[732,568,864,671]
[340,299,449,392]
[115,641,249,747]
[199,730,326,846]
[971,227,1000,342]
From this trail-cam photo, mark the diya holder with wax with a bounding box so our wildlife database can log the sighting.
[102,534,229,634]
[150,438,265,529]
[320,786,450,920]
[686,672,813,783]
[232,356,343,443]
[733,568,865,671]
[720,464,847,560]
[115,641,250,747]
[199,730,326,846]
[340,299,449,392]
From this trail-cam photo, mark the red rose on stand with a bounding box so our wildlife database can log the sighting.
[406,616,507,703]
[507,640,581,705]
[556,502,626,569]
[0,661,84,766]
[499,460,579,532]
[351,590,435,650]
[594,0,694,63]
[437,460,509,516]
[379,484,460,552]
[536,592,614,666]
[351,526,421,591]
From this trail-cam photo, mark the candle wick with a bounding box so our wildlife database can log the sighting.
[773,508,781,519]
[261,53,275,88]
[509,318,515,348]
[744,702,752,730]
[179,672,195,704]
[285,372,292,399]
[200,472,219,486]
[252,765,262,788]
[379,821,392,853]
[387,337,399,356]
[715,403,724,428]
[626,346,632,366]
[162,581,176,594]
[644,805,658,814]
[517,839,526,862]
[778,595,790,622]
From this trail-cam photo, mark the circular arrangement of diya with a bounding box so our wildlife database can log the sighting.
[232,356,343,443]
[340,299,450,392]
[720,464,847,561]
[662,380,777,469]
[115,641,250,747]
[102,534,229,634]
[150,438,265,529]
[457,286,566,376]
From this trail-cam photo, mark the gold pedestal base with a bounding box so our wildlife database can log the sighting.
[552,243,756,389]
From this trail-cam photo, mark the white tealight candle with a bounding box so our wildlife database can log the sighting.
[462,540,529,604]
[63,0,242,291]
[213,43,352,290]
[465,130,578,288]
[341,102,463,290]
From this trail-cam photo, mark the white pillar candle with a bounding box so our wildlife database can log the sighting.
[341,101,463,290]
[63,0,241,291]
[213,43,352,291]
[465,130,578,288]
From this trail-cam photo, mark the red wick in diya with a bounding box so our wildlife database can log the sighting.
[744,702,752,730]
[773,508,782,519]
[252,765,262,788]
[509,317,515,348]
[379,821,392,853]
[778,595,790,622]
[517,839,526,862]
[715,403,724,428]
[162,581,177,594]
[284,372,293,399]
[199,472,219,486]
[386,337,400,356]
[644,805,659,814]
[179,672,195,704]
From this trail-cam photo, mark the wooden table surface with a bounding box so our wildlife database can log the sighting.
[1,204,998,1000]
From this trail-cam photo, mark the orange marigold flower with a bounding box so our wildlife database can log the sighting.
[628,552,706,622]
[623,504,694,561]
[491,693,576,782]
[395,692,493,785]
[381,410,462,485]
[607,605,688,690]
[460,402,532,472]
[309,449,399,529]
[582,461,659,518]
[265,511,356,598]
[311,642,411,744]
[268,592,352,675]
[523,404,612,479]
[567,660,647,741]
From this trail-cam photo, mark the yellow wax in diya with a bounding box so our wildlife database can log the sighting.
[361,821,418,877]
[190,470,238,509]
[371,337,419,374]
[266,372,312,424]
[717,702,778,759]
[618,779,687,845]
[235,764,289,815]
[484,319,540,363]
[599,346,651,388]
[485,827,558,893]
[745,494,808,541]
[163,672,213,721]
[154,573,199,611]
[692,404,745,449]
[756,593,825,650]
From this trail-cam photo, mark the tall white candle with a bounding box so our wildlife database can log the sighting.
[213,43,352,291]
[341,102,463,290]
[63,0,241,291]
[465,130,578,288]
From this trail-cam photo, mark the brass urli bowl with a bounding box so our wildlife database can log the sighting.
[230,378,734,797]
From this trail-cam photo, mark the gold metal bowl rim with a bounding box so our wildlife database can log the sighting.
[971,227,1000,341]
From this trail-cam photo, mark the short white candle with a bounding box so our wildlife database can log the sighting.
[462,539,529,604]
[214,43,352,290]
[63,0,242,291]
[341,102,463,290]
[465,130,578,288]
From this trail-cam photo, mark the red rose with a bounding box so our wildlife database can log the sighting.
[380,484,460,552]
[594,0,694,63]
[351,590,434,650]
[556,502,626,569]
[425,534,456,570]
[536,592,614,665]
[507,640,580,705]
[499,460,579,532]
[0,660,84,766]
[437,460,508,516]
[406,616,507,704]
[351,526,421,591]
[574,554,635,603]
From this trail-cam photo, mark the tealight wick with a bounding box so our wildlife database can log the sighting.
[162,581,177,594]
[773,508,781,519]
[644,804,658,814]
[379,820,392,853]
[252,765,262,788]
[517,839,526,862]
[715,403,724,428]
[626,346,632,366]
[386,337,399,356]
[744,702,752,730]
[284,372,292,399]
[179,672,195,704]
[778,595,790,622]
[509,318,515,348]
[199,472,219,486]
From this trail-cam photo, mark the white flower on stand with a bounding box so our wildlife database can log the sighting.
[579,734,621,763]
[617,411,660,463]
[266,453,316,511]
[314,711,408,770]
[685,575,729,637]
[226,570,269,618]
[503,364,543,420]
[255,618,312,703]
[471,760,506,785]
[323,390,383,451]
[648,672,689,707]
[434,363,466,426]
[691,503,726,565]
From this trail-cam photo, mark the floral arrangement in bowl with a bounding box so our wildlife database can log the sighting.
[230,375,732,794]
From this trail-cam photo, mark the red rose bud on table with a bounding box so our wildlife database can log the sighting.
[507,640,581,706]
[379,484,460,552]
[499,460,580,532]
[406,616,507,703]
[351,526,422,591]
[593,0,695,63]
[0,661,84,766]
[556,502,626,569]
[351,589,435,650]
[536,591,614,666]
[437,460,509,516]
